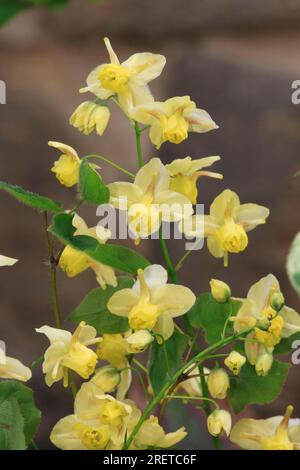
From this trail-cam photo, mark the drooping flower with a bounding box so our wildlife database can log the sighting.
[207,368,230,399]
[49,141,81,187]
[203,189,269,266]
[59,213,117,289]
[255,351,273,376]
[80,37,166,115]
[0,346,31,382]
[176,366,210,399]
[70,101,110,136]
[132,415,187,450]
[36,322,99,387]
[230,405,300,450]
[233,274,300,353]
[165,156,222,204]
[207,409,232,437]
[107,264,195,340]
[108,157,193,243]
[0,255,18,266]
[132,96,218,149]
[224,351,246,376]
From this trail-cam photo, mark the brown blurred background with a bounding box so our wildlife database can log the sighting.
[1,0,300,449]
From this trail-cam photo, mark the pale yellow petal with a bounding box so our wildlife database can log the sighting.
[107,289,139,316]
[108,182,143,208]
[185,107,218,132]
[160,427,187,448]
[0,255,18,267]
[153,314,174,341]
[123,52,166,85]
[48,141,80,161]
[104,37,120,64]
[210,189,240,222]
[155,190,193,222]
[0,357,32,382]
[234,203,269,232]
[280,306,300,338]
[152,284,196,318]
[77,325,97,345]
[36,326,72,345]
[135,157,169,193]
[133,264,168,294]
[131,101,167,125]
[90,262,117,289]
[207,235,224,258]
[230,418,278,450]
[50,415,86,450]
[247,274,280,313]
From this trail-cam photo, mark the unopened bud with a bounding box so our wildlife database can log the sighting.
[270,292,285,312]
[210,279,231,303]
[126,330,153,353]
[207,409,232,437]
[70,101,110,136]
[207,368,230,399]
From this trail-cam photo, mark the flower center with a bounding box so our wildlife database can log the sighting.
[99,401,127,426]
[160,112,189,145]
[99,64,130,93]
[216,218,248,254]
[254,315,284,348]
[76,424,110,450]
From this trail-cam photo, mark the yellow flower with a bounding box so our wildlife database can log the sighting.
[207,409,232,437]
[126,330,153,353]
[49,141,81,187]
[224,351,246,376]
[131,96,218,149]
[59,213,117,289]
[166,156,222,204]
[255,351,273,376]
[0,254,18,266]
[108,158,193,243]
[70,101,110,136]
[107,264,195,340]
[0,346,31,382]
[36,322,99,387]
[210,279,231,304]
[97,334,129,368]
[133,415,187,449]
[230,405,300,450]
[203,189,269,266]
[207,368,230,399]
[233,274,300,355]
[80,37,166,115]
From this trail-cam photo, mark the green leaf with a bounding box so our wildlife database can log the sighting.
[68,276,132,333]
[49,212,150,274]
[149,331,188,395]
[0,397,26,450]
[0,381,41,446]
[287,232,300,297]
[187,293,241,344]
[79,159,110,205]
[274,332,300,355]
[0,1,29,26]
[0,181,62,213]
[228,360,290,414]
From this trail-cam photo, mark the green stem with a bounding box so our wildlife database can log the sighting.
[159,227,177,283]
[85,154,134,179]
[43,212,62,329]
[123,328,252,450]
[132,358,148,374]
[30,355,44,369]
[221,301,233,340]
[165,395,219,409]
[134,121,143,169]
[69,371,78,398]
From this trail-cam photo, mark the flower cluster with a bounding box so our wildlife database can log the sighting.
[1,38,300,452]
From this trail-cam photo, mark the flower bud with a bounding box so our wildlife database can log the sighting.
[255,351,273,376]
[207,409,232,437]
[270,292,285,312]
[126,329,153,353]
[91,365,121,392]
[210,279,231,303]
[224,351,246,376]
[207,368,230,399]
[70,101,110,136]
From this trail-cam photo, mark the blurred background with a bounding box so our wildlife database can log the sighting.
[1,0,300,450]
